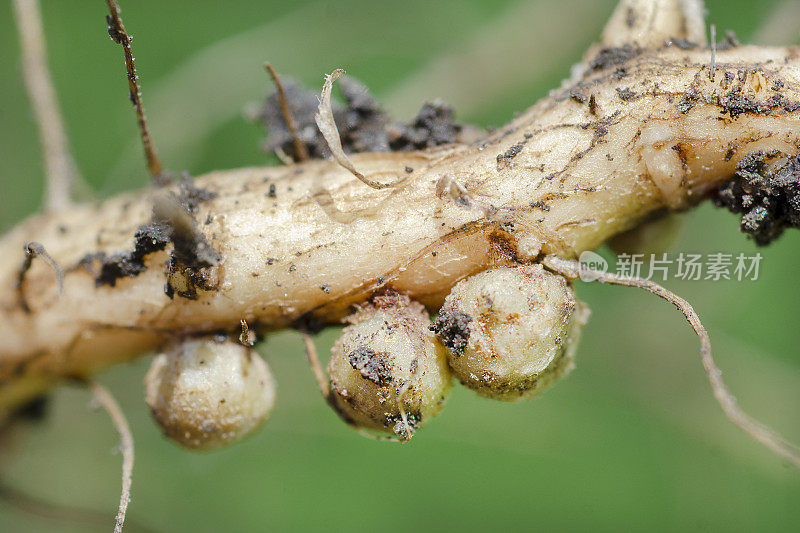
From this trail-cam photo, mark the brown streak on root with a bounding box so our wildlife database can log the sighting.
[544,255,800,470]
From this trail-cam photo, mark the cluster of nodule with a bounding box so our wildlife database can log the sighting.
[327,264,589,441]
[144,265,588,449]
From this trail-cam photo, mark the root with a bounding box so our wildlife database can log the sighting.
[0,479,155,533]
[709,25,717,81]
[264,62,309,162]
[314,69,409,190]
[12,0,79,211]
[4,1,800,414]
[105,0,165,185]
[301,332,330,398]
[16,241,63,313]
[87,380,134,533]
[544,255,800,470]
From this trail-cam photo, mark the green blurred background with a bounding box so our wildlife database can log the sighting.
[1,0,799,531]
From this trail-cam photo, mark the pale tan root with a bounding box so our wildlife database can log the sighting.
[86,380,134,533]
[0,479,156,532]
[3,42,800,410]
[544,256,800,470]
[12,0,79,211]
[2,0,800,416]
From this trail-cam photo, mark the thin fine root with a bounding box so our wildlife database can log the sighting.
[0,479,156,533]
[544,255,800,470]
[105,0,166,185]
[16,241,63,313]
[12,0,79,212]
[709,24,717,81]
[301,332,329,397]
[87,380,134,533]
[314,69,408,190]
[264,62,309,162]
[300,332,400,443]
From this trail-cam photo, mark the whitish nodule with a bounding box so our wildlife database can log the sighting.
[144,336,276,450]
[432,265,589,401]
[328,292,452,440]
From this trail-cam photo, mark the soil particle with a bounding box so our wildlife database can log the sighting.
[386,411,421,439]
[569,88,587,104]
[531,200,550,211]
[716,30,740,51]
[496,141,525,164]
[294,312,326,334]
[724,143,737,162]
[616,87,636,101]
[94,221,170,287]
[256,75,464,161]
[390,101,462,150]
[177,172,216,214]
[430,309,472,357]
[153,195,220,273]
[625,7,636,27]
[256,77,326,160]
[714,150,800,244]
[92,183,220,298]
[613,67,629,80]
[13,395,50,421]
[348,346,393,386]
[675,91,697,113]
[589,45,640,71]
[719,92,764,118]
[665,38,698,50]
[588,94,598,115]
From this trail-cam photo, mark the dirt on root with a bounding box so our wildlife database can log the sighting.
[714,150,800,245]
[255,75,465,162]
[87,174,220,297]
[430,309,472,357]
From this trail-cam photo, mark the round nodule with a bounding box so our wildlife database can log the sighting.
[144,336,276,450]
[432,264,588,401]
[328,292,452,440]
